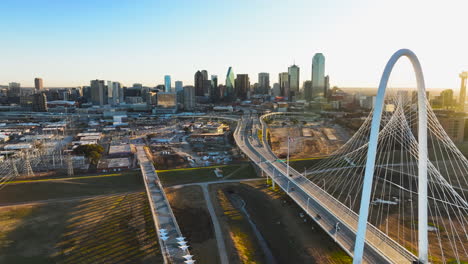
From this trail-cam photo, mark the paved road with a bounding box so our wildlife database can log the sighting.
[234,111,417,264]
[201,184,229,264]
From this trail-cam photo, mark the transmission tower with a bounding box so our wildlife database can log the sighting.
[24,152,34,177]
[67,153,74,177]
[10,159,19,178]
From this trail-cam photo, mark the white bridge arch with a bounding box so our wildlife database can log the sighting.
[353,49,429,264]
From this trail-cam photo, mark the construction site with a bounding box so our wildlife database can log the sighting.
[265,115,351,159]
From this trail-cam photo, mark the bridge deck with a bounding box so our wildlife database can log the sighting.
[234,112,417,264]
[136,145,189,264]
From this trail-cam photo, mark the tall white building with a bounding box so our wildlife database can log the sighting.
[311,53,325,99]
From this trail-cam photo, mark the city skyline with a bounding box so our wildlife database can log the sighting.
[1,0,467,89]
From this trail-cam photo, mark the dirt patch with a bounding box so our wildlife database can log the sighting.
[165,185,219,264]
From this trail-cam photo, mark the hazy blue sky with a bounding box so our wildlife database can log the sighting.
[1,0,467,89]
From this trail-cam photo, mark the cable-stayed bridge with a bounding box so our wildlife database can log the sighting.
[235,50,468,263]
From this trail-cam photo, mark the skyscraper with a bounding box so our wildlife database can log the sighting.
[288,65,300,101]
[201,70,208,81]
[278,72,289,98]
[107,81,114,105]
[304,81,312,101]
[235,74,250,100]
[183,86,195,110]
[194,71,204,96]
[324,75,330,98]
[108,81,122,105]
[311,53,326,99]
[258,73,270,95]
[211,75,219,102]
[90,79,106,106]
[8,82,21,97]
[175,81,183,92]
[226,67,235,98]
[34,78,43,91]
[32,92,48,112]
[459,72,468,110]
[164,75,171,92]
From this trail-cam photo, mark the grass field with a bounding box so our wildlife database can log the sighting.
[158,163,260,186]
[0,193,163,264]
[165,186,219,264]
[210,181,352,264]
[0,171,144,204]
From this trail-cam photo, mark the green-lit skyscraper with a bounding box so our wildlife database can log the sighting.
[226,67,235,98]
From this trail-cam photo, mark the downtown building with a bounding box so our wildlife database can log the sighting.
[288,65,300,101]
[164,75,171,92]
[194,70,205,96]
[211,75,219,103]
[175,81,183,92]
[258,72,270,95]
[310,53,326,100]
[183,86,195,111]
[235,74,250,100]
[225,67,235,99]
[90,79,107,106]
[278,72,289,99]
[34,78,43,91]
[32,92,48,112]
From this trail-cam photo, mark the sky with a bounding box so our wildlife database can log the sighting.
[1,0,467,89]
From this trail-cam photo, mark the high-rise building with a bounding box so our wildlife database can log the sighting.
[157,92,177,109]
[8,82,21,97]
[278,72,289,98]
[201,70,208,81]
[108,81,122,105]
[459,71,468,110]
[203,80,211,97]
[107,81,114,105]
[133,83,143,89]
[258,73,270,95]
[226,67,235,98]
[235,74,250,100]
[271,83,281,97]
[304,81,312,101]
[183,86,195,110]
[211,75,219,102]
[194,71,204,96]
[34,78,43,91]
[90,80,106,106]
[175,81,183,92]
[324,75,330,98]
[164,75,171,92]
[311,53,326,99]
[288,65,300,101]
[32,92,48,112]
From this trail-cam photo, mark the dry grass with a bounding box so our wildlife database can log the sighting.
[216,189,265,263]
[0,193,163,264]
